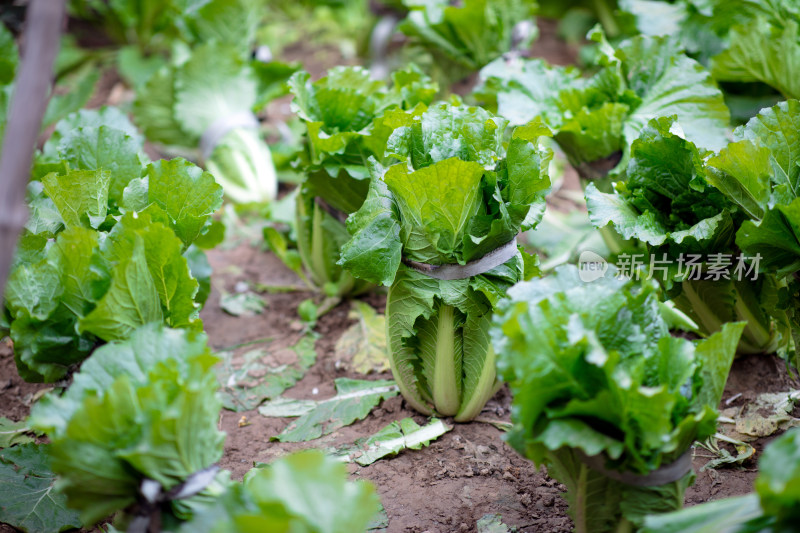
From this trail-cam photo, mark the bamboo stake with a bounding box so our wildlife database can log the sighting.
[0,0,65,301]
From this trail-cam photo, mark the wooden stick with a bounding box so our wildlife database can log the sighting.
[0,0,65,301]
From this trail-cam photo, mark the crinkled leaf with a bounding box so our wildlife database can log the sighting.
[55,126,144,205]
[385,158,485,260]
[124,158,223,249]
[32,324,215,436]
[41,169,111,229]
[477,31,729,172]
[398,0,535,71]
[30,325,223,526]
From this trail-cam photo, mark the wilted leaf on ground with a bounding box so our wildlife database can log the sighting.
[0,418,35,448]
[477,514,513,533]
[259,378,399,442]
[336,418,451,466]
[217,333,318,411]
[0,443,82,533]
[367,502,389,532]
[697,433,756,471]
[220,290,266,316]
[335,301,390,374]
[720,390,800,438]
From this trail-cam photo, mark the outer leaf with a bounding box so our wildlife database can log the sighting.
[477,31,729,174]
[32,323,215,437]
[174,42,257,136]
[737,199,800,276]
[712,18,800,100]
[182,451,379,533]
[32,325,223,526]
[242,450,380,533]
[338,173,403,286]
[398,0,535,72]
[707,140,771,220]
[755,427,800,524]
[125,158,225,248]
[0,444,82,533]
[640,494,762,533]
[492,264,741,529]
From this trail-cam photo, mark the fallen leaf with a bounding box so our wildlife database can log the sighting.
[335,301,390,374]
[477,513,513,533]
[335,418,451,466]
[724,390,800,438]
[220,291,266,316]
[259,378,398,442]
[0,418,35,448]
[217,333,318,411]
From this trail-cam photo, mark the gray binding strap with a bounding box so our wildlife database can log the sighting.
[576,450,693,487]
[199,111,259,161]
[128,464,220,533]
[403,237,518,280]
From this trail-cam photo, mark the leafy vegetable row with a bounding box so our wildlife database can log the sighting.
[2,109,222,382]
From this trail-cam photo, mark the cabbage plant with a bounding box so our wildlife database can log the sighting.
[339,101,551,421]
[397,0,536,83]
[492,265,744,532]
[586,115,786,355]
[288,65,437,297]
[2,110,222,382]
[707,99,800,367]
[134,42,280,204]
[475,27,729,181]
[31,325,226,529]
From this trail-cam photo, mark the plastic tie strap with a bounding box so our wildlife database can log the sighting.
[576,449,693,487]
[128,464,220,533]
[402,237,518,281]
[198,111,259,162]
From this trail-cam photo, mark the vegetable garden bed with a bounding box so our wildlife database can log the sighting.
[1,241,797,532]
[2,1,800,532]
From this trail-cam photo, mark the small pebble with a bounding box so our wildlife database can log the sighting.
[312,387,319,395]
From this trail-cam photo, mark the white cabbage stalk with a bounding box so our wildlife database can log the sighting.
[205,127,277,204]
